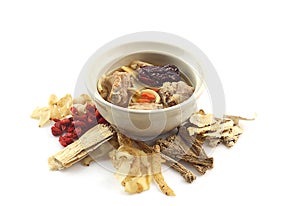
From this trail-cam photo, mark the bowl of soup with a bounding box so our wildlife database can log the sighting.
[84,31,210,140]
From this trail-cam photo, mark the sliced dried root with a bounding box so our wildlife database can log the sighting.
[183,110,255,148]
[135,140,196,183]
[110,133,175,196]
[152,145,175,196]
[122,175,152,194]
[31,94,72,127]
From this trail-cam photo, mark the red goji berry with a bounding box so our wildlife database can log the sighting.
[50,100,109,147]
[51,118,60,122]
[61,124,67,131]
[141,92,156,100]
[60,118,71,125]
[63,132,76,139]
[71,132,78,139]
[54,121,61,129]
[59,136,73,147]
[67,126,74,133]
[51,126,63,136]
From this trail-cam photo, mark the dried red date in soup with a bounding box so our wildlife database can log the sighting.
[137,64,181,87]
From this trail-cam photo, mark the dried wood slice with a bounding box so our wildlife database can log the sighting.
[48,124,114,170]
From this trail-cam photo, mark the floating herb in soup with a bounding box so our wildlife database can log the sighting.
[97,60,194,110]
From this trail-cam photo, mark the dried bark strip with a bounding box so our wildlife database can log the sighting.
[48,124,114,170]
[157,135,214,174]
[167,134,212,174]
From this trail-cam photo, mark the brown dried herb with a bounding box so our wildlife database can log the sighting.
[135,140,197,183]
[156,135,213,175]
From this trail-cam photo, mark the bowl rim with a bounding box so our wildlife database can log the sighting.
[84,31,213,114]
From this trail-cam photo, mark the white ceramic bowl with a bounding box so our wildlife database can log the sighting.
[84,31,211,140]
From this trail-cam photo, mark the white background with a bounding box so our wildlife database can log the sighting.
[0,0,299,205]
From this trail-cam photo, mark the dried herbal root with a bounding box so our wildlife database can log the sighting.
[110,133,175,196]
[162,153,196,183]
[153,173,175,196]
[48,124,114,170]
[183,110,255,148]
[157,135,214,174]
[135,140,196,183]
[31,94,72,127]
[110,133,153,194]
[173,134,212,176]
[152,145,175,196]
[178,124,206,157]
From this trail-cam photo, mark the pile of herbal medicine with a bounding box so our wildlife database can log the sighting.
[31,93,254,196]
